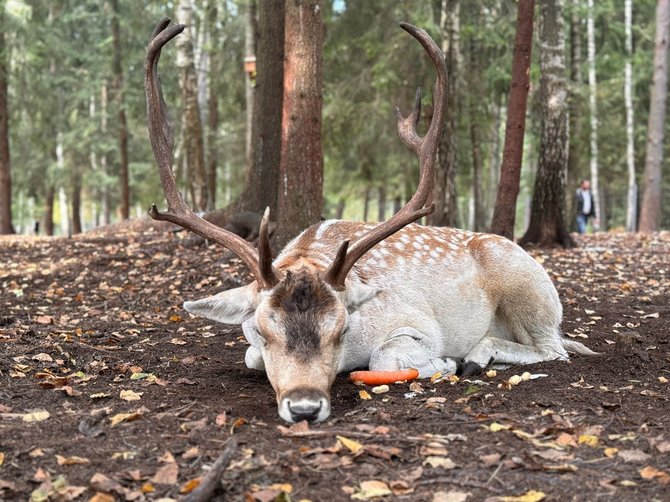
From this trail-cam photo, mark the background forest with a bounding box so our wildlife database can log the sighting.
[0,0,668,240]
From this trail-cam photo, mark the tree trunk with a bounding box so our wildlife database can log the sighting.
[176,0,208,212]
[100,81,110,225]
[490,0,535,239]
[363,186,371,221]
[44,184,54,236]
[567,0,583,228]
[486,98,502,225]
[639,0,669,232]
[275,0,324,248]
[0,8,13,235]
[519,0,575,248]
[111,0,129,220]
[586,0,601,229]
[245,0,256,163]
[56,135,69,237]
[377,186,386,222]
[335,198,345,219]
[432,0,460,227]
[71,170,82,235]
[239,0,284,216]
[206,0,220,210]
[624,0,637,232]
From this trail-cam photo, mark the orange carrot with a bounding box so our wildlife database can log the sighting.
[349,368,420,385]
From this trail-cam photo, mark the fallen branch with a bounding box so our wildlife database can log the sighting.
[183,438,238,502]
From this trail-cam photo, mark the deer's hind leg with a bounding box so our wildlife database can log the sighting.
[369,327,459,378]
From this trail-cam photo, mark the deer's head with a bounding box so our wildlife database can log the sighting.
[144,19,446,423]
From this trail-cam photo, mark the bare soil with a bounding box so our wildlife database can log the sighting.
[1,228,669,501]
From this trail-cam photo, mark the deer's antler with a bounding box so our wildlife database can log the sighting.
[324,23,447,289]
[145,19,281,290]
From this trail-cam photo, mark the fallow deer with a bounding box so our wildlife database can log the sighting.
[145,19,596,424]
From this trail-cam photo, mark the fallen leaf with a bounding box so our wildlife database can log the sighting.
[152,462,179,485]
[497,490,546,502]
[618,449,651,463]
[359,390,372,400]
[215,412,228,427]
[639,465,670,484]
[578,434,599,448]
[604,447,619,458]
[338,435,364,454]
[423,456,456,469]
[56,455,90,465]
[89,493,115,502]
[479,453,502,467]
[179,478,201,494]
[433,491,470,502]
[351,480,392,500]
[23,410,50,422]
[110,410,143,426]
[489,422,510,432]
[119,389,143,401]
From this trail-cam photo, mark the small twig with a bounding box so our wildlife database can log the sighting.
[183,437,238,502]
[486,461,504,486]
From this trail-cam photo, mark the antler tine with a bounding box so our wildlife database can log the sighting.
[324,23,447,290]
[145,19,281,290]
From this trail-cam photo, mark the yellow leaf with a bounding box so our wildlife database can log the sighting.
[269,483,293,493]
[56,455,90,465]
[430,372,442,383]
[659,376,668,384]
[179,478,201,494]
[578,434,599,448]
[604,447,618,458]
[119,390,143,401]
[141,483,155,493]
[499,490,546,502]
[110,411,142,426]
[351,480,392,500]
[0,452,4,465]
[89,494,116,502]
[359,390,372,400]
[489,422,510,432]
[22,410,50,422]
[337,435,364,454]
[423,456,456,469]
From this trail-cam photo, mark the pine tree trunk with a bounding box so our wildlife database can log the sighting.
[111,0,129,220]
[206,0,220,210]
[363,186,370,221]
[100,81,110,225]
[275,0,324,248]
[490,0,534,239]
[639,0,670,232]
[177,0,207,212]
[519,0,575,248]
[239,0,284,215]
[0,9,13,235]
[44,184,54,236]
[71,170,82,235]
[245,0,256,163]
[586,0,601,229]
[624,0,637,232]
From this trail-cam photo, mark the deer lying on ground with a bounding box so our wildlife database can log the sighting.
[145,19,596,424]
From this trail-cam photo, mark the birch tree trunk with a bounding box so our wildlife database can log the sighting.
[490,0,534,239]
[624,0,637,232]
[567,0,583,219]
[639,0,670,232]
[176,0,207,212]
[0,6,13,234]
[519,0,575,248]
[275,0,324,248]
[586,0,601,229]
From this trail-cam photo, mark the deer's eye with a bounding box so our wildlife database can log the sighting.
[254,327,268,347]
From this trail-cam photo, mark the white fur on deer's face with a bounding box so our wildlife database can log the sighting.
[184,269,376,423]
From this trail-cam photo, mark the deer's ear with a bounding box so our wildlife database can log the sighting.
[344,282,379,312]
[184,284,258,325]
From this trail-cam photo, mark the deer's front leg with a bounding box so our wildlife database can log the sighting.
[369,327,459,378]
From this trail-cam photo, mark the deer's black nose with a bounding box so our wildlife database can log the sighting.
[288,400,322,423]
[281,388,329,423]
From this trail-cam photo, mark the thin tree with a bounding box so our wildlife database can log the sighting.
[586,0,601,229]
[624,0,637,232]
[639,0,670,232]
[489,0,535,240]
[275,0,324,248]
[111,0,129,219]
[176,0,207,212]
[0,4,13,234]
[567,0,583,217]
[518,0,575,248]
[432,0,461,227]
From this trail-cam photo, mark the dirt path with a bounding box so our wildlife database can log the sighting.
[1,229,669,501]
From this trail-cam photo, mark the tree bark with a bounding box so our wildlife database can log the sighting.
[377,186,386,222]
[518,0,575,248]
[586,0,601,229]
[44,184,54,236]
[239,0,284,216]
[275,0,324,248]
[489,0,535,239]
[176,0,208,212]
[624,0,637,232]
[638,0,669,232]
[244,0,256,163]
[100,81,110,225]
[567,0,583,226]
[206,0,220,210]
[71,169,82,235]
[432,0,460,227]
[111,0,129,220]
[0,7,13,235]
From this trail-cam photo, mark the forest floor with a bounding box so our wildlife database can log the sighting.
[1,225,669,502]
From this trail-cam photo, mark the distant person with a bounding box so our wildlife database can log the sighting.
[575,179,597,234]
